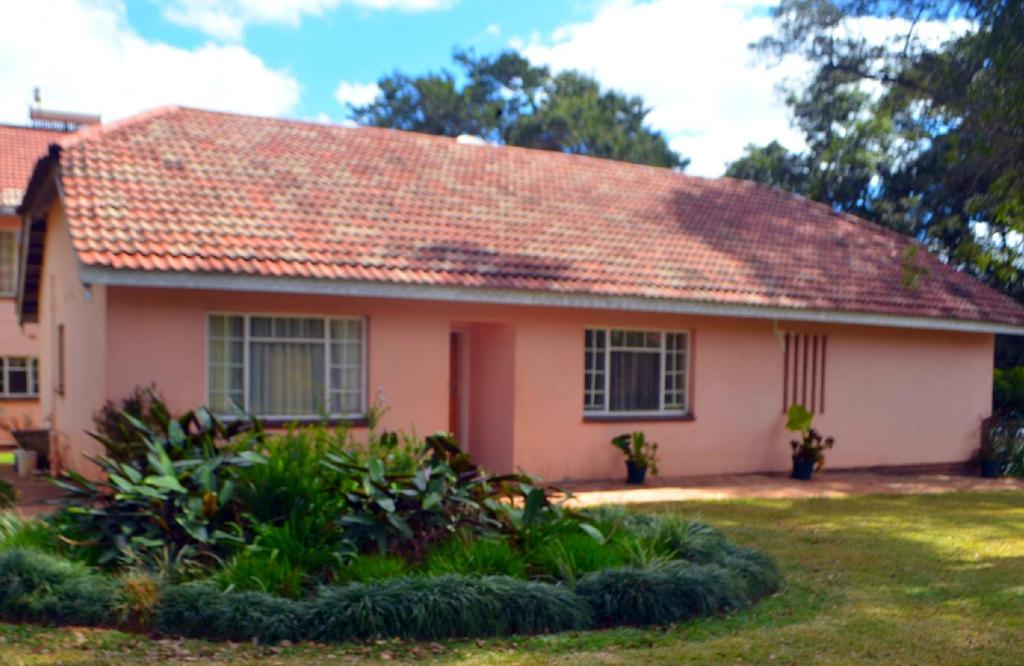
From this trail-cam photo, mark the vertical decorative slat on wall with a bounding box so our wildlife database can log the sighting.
[783,333,790,414]
[783,332,828,414]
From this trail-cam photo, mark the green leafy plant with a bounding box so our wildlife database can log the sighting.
[52,404,265,568]
[611,432,659,475]
[337,553,410,583]
[323,432,533,557]
[91,385,170,467]
[786,404,835,470]
[424,533,527,578]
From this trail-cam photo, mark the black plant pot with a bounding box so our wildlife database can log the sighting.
[791,458,816,481]
[980,459,1003,478]
[626,462,648,485]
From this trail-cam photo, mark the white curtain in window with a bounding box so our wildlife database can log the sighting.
[610,351,660,411]
[249,341,325,416]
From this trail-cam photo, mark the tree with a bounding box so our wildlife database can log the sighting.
[734,0,1024,364]
[351,49,688,170]
[726,141,811,194]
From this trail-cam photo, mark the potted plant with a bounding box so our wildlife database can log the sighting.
[977,412,1017,478]
[786,404,835,481]
[611,431,659,484]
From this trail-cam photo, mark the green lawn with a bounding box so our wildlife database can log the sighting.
[0,452,13,465]
[1,490,1022,665]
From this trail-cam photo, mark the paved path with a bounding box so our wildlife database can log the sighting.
[5,464,1023,515]
[562,470,1024,507]
[1,465,64,516]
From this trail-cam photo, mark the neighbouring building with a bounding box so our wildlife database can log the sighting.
[0,123,61,444]
[16,106,1024,480]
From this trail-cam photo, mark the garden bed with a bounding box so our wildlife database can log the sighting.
[0,392,779,642]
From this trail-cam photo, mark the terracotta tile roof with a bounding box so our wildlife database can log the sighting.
[52,106,1024,326]
[0,124,61,208]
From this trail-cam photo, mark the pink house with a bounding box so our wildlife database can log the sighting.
[0,124,64,444]
[15,106,1024,480]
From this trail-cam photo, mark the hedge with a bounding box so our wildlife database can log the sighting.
[0,519,782,642]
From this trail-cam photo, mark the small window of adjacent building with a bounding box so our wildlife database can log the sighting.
[207,314,366,420]
[0,356,39,398]
[584,328,689,416]
[0,230,18,296]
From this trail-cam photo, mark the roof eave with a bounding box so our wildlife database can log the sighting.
[16,144,62,325]
[75,264,1024,336]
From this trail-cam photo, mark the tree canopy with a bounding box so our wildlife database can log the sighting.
[350,49,688,170]
[727,0,1024,310]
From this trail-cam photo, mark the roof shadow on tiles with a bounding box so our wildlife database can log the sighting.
[409,239,574,286]
[664,183,1015,324]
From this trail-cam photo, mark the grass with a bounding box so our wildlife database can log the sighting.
[0,490,1022,664]
[0,453,13,465]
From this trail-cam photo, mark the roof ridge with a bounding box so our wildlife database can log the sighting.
[58,105,182,149]
[163,105,713,185]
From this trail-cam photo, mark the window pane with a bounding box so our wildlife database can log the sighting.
[0,231,16,295]
[208,315,245,415]
[250,341,325,416]
[584,328,607,411]
[8,359,28,395]
[610,350,660,411]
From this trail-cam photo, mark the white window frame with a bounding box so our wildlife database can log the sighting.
[0,356,39,398]
[0,229,18,297]
[583,328,690,417]
[205,313,368,420]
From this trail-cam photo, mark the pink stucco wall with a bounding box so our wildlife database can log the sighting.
[0,215,40,444]
[98,286,994,481]
[39,202,995,481]
[37,202,108,473]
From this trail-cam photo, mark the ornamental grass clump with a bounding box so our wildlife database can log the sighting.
[575,563,747,626]
[306,575,592,642]
[0,548,120,626]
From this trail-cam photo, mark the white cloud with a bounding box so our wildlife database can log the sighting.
[519,0,967,177]
[334,81,380,110]
[0,0,300,126]
[163,0,456,41]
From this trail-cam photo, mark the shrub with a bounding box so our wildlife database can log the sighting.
[0,548,120,626]
[306,575,592,641]
[576,563,748,626]
[424,534,527,578]
[115,570,163,630]
[0,513,57,552]
[157,582,307,644]
[994,367,1024,412]
[0,479,15,508]
[52,405,265,568]
[216,547,307,598]
[325,433,541,557]
[337,553,410,583]
[526,530,630,584]
[91,385,168,467]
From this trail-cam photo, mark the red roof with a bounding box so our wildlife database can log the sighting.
[49,106,1024,326]
[0,124,60,208]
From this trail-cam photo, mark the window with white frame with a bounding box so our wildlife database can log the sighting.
[207,314,365,419]
[584,329,689,415]
[0,230,17,296]
[0,356,39,398]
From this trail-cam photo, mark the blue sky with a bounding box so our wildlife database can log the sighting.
[125,1,594,122]
[0,1,961,175]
